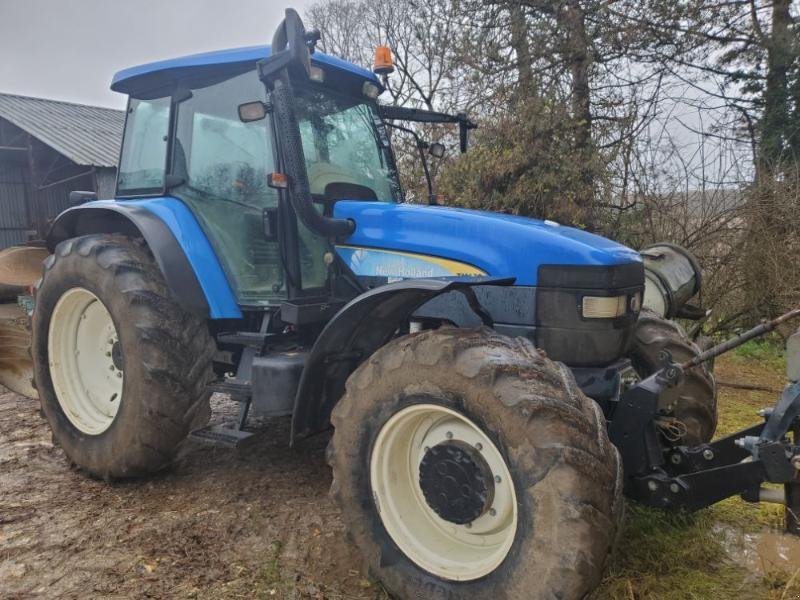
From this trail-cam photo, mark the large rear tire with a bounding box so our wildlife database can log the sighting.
[32,235,214,479]
[628,309,717,445]
[328,327,622,599]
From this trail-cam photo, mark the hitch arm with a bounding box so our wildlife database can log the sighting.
[682,308,800,370]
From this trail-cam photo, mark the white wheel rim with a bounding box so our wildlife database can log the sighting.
[48,287,123,435]
[370,403,518,581]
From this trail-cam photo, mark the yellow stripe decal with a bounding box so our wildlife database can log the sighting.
[336,245,487,278]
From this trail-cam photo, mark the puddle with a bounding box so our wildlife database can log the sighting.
[720,525,800,575]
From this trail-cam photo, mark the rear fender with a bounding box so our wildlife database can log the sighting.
[291,276,514,441]
[46,199,241,319]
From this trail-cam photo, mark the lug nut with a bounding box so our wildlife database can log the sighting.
[465,522,472,529]
[109,365,115,371]
[647,481,658,492]
[116,372,122,378]
[670,454,682,465]
[703,449,714,461]
[446,431,453,440]
[670,483,680,494]
[475,442,483,451]
[495,475,502,484]
[489,508,496,517]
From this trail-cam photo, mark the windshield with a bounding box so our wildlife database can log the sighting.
[295,85,401,202]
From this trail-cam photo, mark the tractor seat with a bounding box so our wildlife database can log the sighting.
[324,182,377,202]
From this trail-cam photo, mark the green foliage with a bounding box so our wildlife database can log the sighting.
[436,98,606,228]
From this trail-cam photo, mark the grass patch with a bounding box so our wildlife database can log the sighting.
[594,504,753,599]
[732,337,786,371]
[254,540,290,599]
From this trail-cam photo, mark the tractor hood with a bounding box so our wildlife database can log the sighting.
[333,201,641,286]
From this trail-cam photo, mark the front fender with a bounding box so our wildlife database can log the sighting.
[291,276,514,441]
[47,198,241,319]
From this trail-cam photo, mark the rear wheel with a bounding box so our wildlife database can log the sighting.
[32,235,214,478]
[628,309,717,445]
[328,327,622,599]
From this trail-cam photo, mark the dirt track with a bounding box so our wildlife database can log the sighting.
[0,389,385,599]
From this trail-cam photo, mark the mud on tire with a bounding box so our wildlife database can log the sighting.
[32,234,214,479]
[628,309,717,445]
[328,327,623,600]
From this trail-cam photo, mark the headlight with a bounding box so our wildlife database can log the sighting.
[582,295,628,319]
[787,329,800,382]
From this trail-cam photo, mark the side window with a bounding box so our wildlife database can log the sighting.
[187,113,273,199]
[170,71,286,305]
[117,97,170,195]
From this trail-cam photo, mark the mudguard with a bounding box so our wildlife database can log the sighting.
[46,198,241,319]
[290,276,514,441]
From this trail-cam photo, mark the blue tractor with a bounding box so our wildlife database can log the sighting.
[32,9,800,599]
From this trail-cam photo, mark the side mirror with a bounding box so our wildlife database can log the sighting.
[238,101,268,123]
[428,142,446,159]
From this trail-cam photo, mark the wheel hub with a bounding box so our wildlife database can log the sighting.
[369,403,518,581]
[418,441,495,524]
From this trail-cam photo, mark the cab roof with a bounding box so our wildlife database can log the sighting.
[111,44,379,96]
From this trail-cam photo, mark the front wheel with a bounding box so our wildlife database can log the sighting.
[328,327,622,599]
[32,235,215,479]
[628,309,717,445]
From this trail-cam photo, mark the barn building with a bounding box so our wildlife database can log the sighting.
[0,93,124,249]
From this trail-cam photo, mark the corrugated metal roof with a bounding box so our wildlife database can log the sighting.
[0,93,124,168]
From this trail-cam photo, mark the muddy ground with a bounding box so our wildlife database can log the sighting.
[3,354,800,599]
[0,391,383,599]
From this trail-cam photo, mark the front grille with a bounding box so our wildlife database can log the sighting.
[534,262,645,366]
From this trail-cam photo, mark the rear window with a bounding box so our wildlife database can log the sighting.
[117,96,170,196]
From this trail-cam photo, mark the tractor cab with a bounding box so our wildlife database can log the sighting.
[111,43,401,307]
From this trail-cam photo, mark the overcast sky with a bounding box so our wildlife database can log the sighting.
[0,0,313,109]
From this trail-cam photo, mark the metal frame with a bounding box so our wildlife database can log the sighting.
[611,313,800,534]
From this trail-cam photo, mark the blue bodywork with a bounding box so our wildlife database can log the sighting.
[333,201,641,286]
[107,45,641,319]
[111,45,379,95]
[93,196,640,319]
[93,198,242,319]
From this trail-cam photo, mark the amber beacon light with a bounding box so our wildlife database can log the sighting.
[373,46,395,75]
